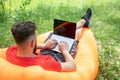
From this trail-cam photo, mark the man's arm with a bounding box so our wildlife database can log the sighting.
[58,41,76,72]
[37,39,57,49]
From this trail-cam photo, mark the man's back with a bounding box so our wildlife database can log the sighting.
[6,46,61,72]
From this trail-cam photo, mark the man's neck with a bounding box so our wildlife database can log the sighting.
[16,47,35,57]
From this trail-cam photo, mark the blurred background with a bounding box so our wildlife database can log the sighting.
[0,0,120,79]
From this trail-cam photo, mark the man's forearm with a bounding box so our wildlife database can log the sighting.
[60,50,76,72]
[37,44,45,49]
[62,50,74,62]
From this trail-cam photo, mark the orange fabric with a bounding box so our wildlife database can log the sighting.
[0,28,99,80]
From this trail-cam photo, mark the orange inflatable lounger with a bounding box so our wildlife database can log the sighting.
[0,28,99,80]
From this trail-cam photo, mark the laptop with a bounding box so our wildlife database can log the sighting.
[47,19,76,53]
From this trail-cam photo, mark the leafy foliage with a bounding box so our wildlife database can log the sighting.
[14,0,32,21]
[0,0,120,79]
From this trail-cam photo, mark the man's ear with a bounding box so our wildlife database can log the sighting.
[30,40,35,48]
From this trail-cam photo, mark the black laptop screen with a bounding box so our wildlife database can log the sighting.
[54,19,76,39]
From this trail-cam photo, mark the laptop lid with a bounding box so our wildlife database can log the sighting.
[53,19,76,39]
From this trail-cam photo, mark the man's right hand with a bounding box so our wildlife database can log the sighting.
[58,41,69,53]
[58,41,76,72]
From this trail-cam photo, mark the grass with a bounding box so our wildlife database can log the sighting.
[0,0,120,79]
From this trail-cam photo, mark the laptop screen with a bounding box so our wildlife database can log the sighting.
[53,19,76,39]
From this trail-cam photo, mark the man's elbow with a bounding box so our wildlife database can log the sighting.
[71,62,76,71]
[61,61,76,72]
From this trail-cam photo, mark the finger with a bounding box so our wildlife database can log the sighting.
[51,38,57,41]
[60,41,67,44]
[64,41,68,45]
[60,41,64,43]
[52,43,57,48]
[58,42,62,46]
[51,38,57,43]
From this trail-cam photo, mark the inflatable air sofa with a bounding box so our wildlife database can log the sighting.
[0,28,99,80]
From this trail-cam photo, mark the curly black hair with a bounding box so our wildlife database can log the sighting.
[11,21,37,44]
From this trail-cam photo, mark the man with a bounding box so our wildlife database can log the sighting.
[6,8,92,72]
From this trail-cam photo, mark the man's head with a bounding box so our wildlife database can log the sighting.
[11,21,37,53]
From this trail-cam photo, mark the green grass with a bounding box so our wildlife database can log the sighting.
[0,0,120,79]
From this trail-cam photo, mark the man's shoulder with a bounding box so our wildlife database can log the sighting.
[7,45,17,51]
[6,45,17,56]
